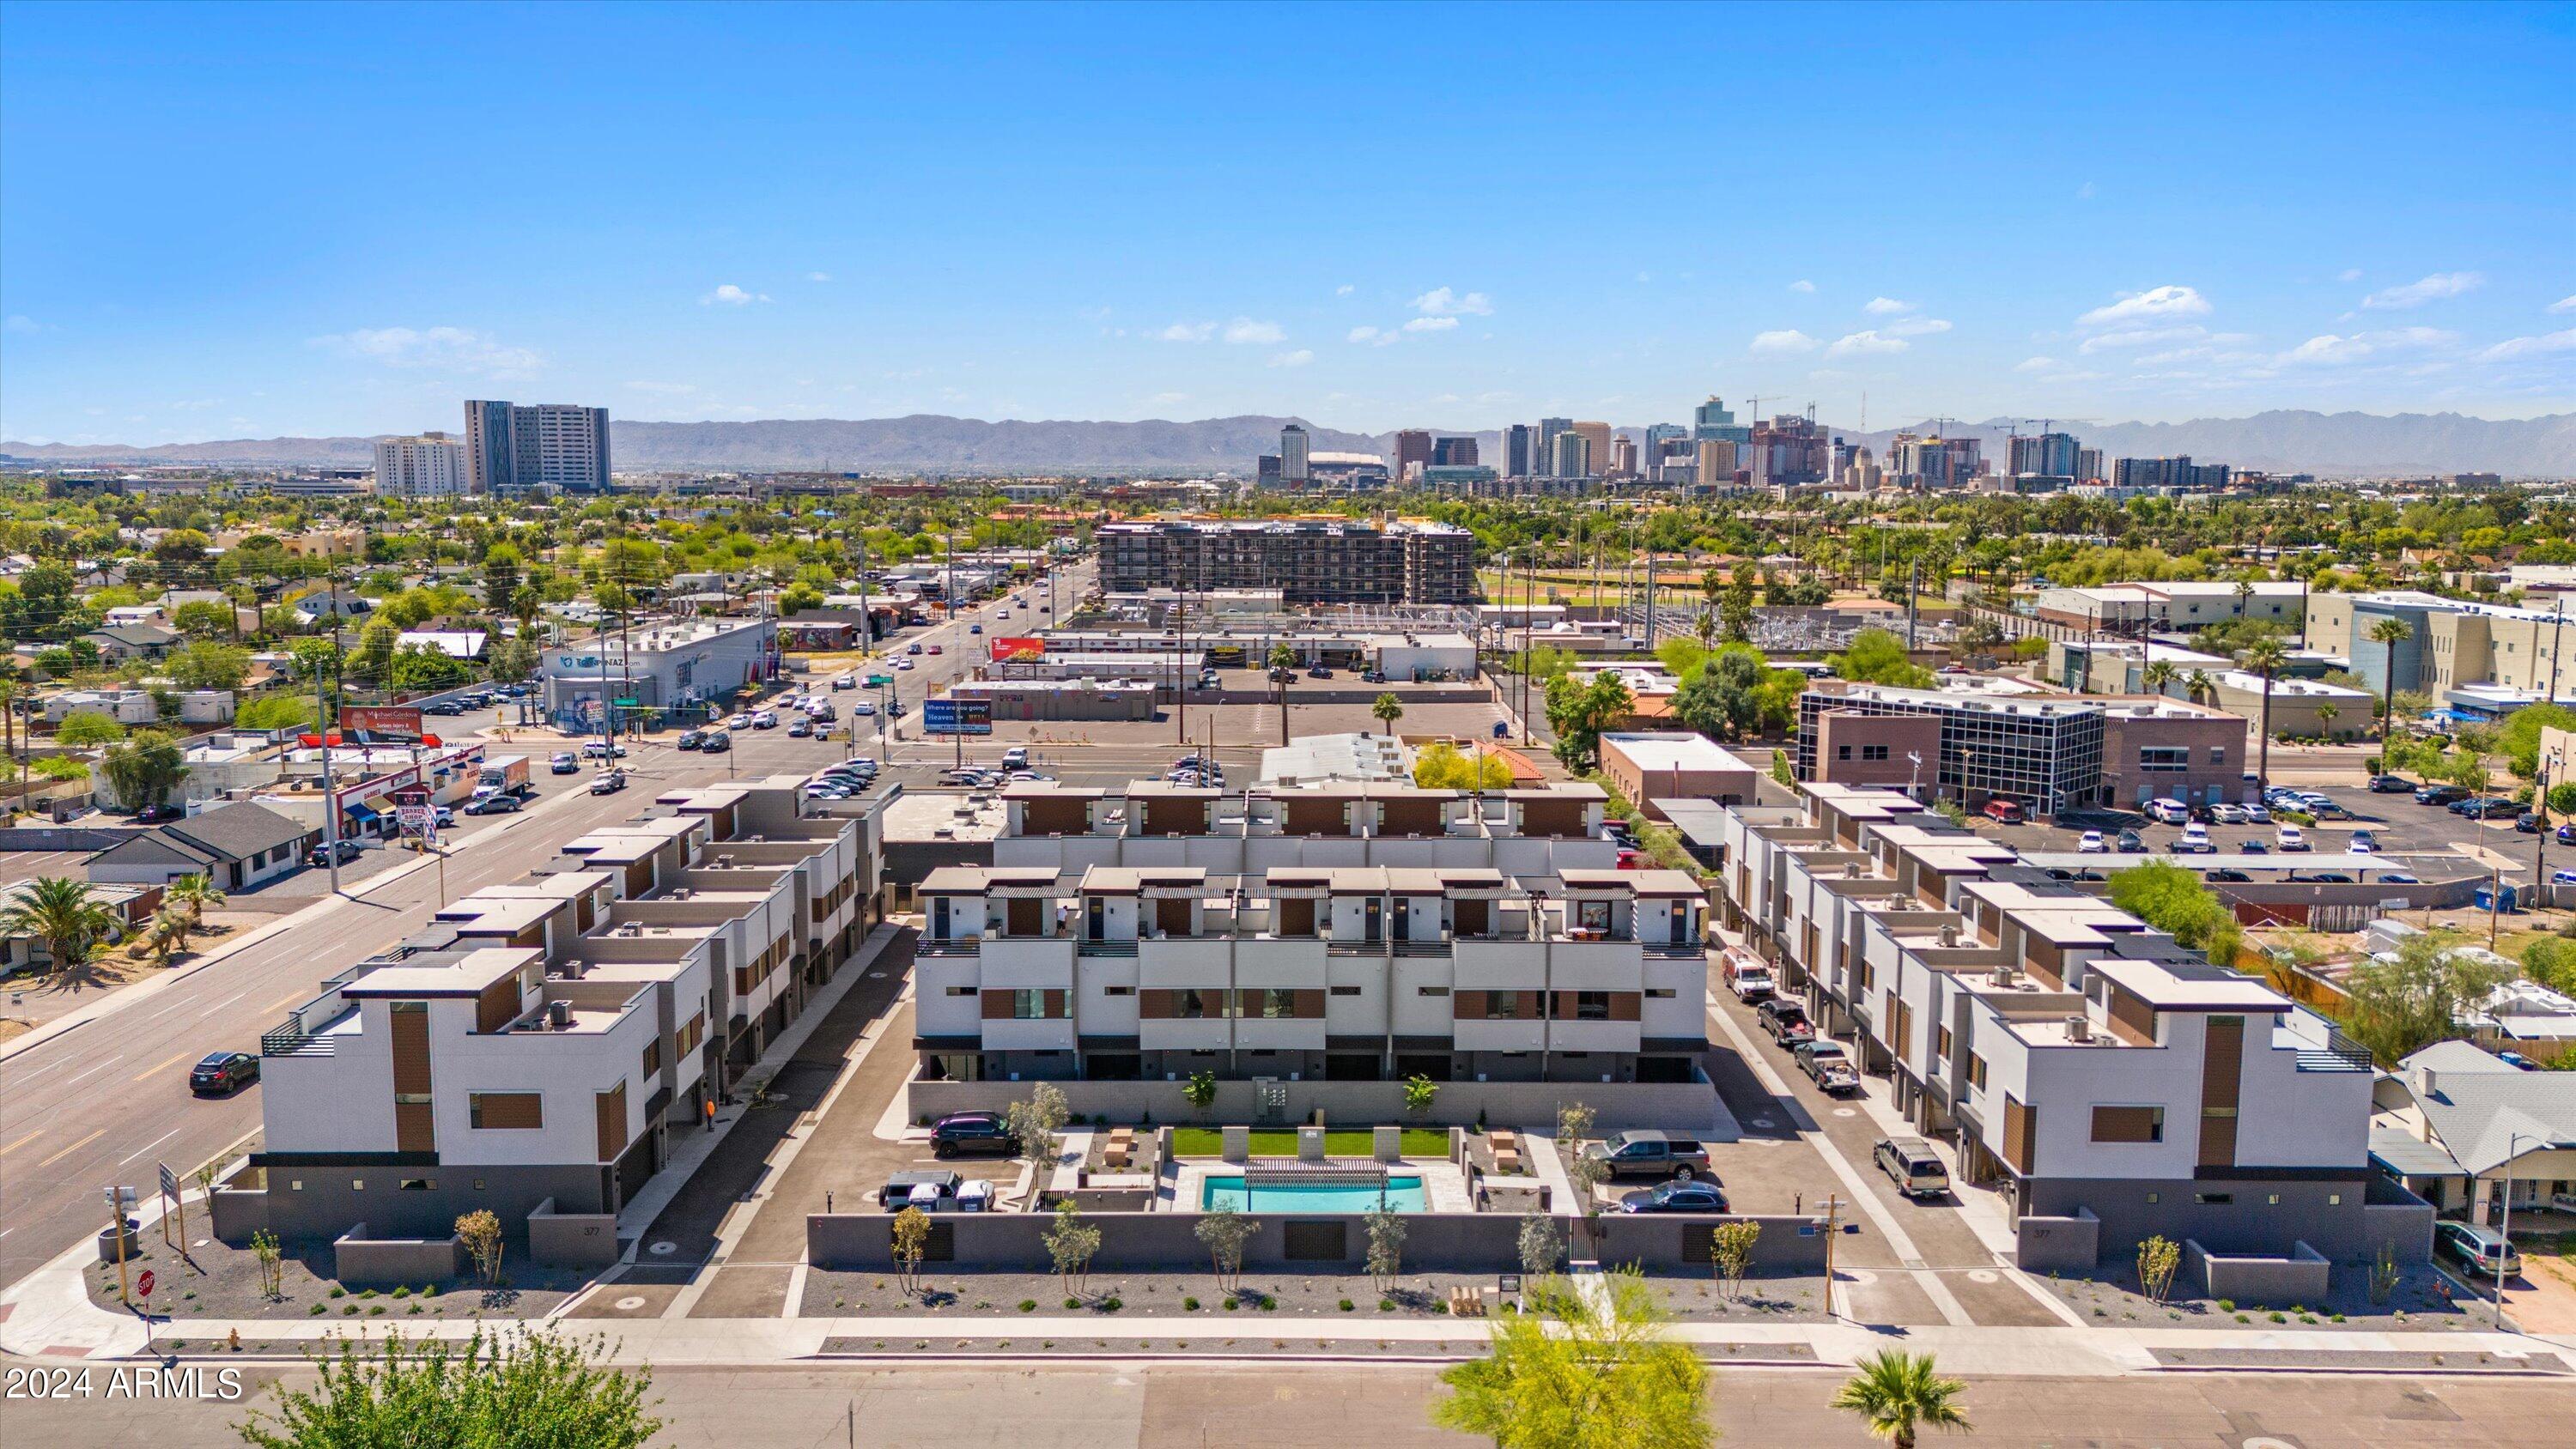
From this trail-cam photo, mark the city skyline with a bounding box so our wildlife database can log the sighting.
[3,2,2572,446]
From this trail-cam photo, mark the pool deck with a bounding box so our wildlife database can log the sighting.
[1172,1158,1472,1212]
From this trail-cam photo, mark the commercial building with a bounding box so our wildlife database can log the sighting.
[2034,581,2307,635]
[1431,435,1479,467]
[2305,589,2576,716]
[1278,423,1311,484]
[538,615,780,731]
[1571,422,1613,476]
[1747,415,1832,487]
[1551,431,1594,480]
[464,400,612,494]
[2008,432,2082,483]
[1503,424,1535,478]
[1597,732,1761,815]
[222,779,880,1244]
[2095,696,2251,809]
[373,433,470,498]
[1096,518,1476,604]
[1718,782,2412,1270]
[1796,681,2105,816]
[2111,456,2230,490]
[912,779,1711,1085]
[1692,396,1749,443]
[1696,439,1740,488]
[1888,433,1982,490]
[1392,429,1432,482]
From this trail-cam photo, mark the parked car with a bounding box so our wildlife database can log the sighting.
[423,699,466,716]
[2433,1221,2522,1277]
[2145,798,2190,825]
[930,1111,1018,1159]
[674,731,706,750]
[2461,797,2521,820]
[188,1051,260,1095]
[2287,871,2354,883]
[2516,812,2543,833]
[1581,1130,1711,1181]
[464,792,525,815]
[307,838,363,866]
[2376,871,2419,883]
[550,751,582,773]
[2299,792,2350,819]
[1873,1137,1950,1198]
[877,1169,964,1210]
[1720,947,1773,1001]
[2076,830,2107,854]
[2369,774,2415,793]
[1794,1040,1861,1094]
[1617,1179,1729,1214]
[1980,799,2025,825]
[2115,828,2147,853]
[2209,803,2246,825]
[2208,870,2252,882]
[2243,803,2272,824]
[699,731,732,752]
[581,739,628,759]
[1758,997,1815,1045]
[750,710,780,730]
[2348,830,2378,853]
[2275,825,2309,852]
[2558,822,2576,846]
[588,770,628,795]
[2174,824,2216,854]
[2415,783,2470,807]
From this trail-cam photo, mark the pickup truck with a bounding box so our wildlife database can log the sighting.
[1758,997,1815,1046]
[1579,1130,1711,1181]
[1795,1040,1862,1094]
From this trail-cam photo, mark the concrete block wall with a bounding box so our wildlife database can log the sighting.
[2186,1238,2331,1305]
[908,1076,1722,1133]
[527,1198,621,1269]
[1588,1215,1833,1274]
[809,1210,1528,1274]
[2014,1209,2102,1272]
[331,1226,466,1288]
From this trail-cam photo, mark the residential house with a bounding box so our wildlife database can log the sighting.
[88,802,320,891]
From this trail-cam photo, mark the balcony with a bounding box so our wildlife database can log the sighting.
[1640,940,1705,961]
[919,937,981,958]
[1076,938,1139,958]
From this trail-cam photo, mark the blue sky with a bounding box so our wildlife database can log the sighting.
[3,1,2571,445]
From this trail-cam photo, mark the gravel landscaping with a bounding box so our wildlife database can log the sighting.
[2035,1260,2492,1332]
[88,1234,591,1322]
[799,1266,1828,1324]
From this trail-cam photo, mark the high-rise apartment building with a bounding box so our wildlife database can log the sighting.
[373,433,468,497]
[1097,518,1476,603]
[2113,456,2230,490]
[1747,415,1832,486]
[1890,433,1983,489]
[1537,417,1573,475]
[1503,424,1535,478]
[1392,429,1433,482]
[1431,435,1478,467]
[2077,447,2105,483]
[1609,436,1639,479]
[2009,431,2082,481]
[1696,439,1739,488]
[462,400,612,494]
[1692,396,1752,445]
[1572,421,1613,476]
[1279,423,1311,483]
[1551,431,1593,479]
[1643,422,1688,460]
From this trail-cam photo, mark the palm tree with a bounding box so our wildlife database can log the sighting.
[0,876,116,978]
[2234,577,2256,623]
[2315,702,2339,740]
[1267,643,1297,747]
[2140,660,2178,699]
[2184,670,2217,706]
[1832,1349,1972,1449]
[2366,615,2413,738]
[164,872,224,928]
[2238,637,2291,791]
[1370,693,1405,738]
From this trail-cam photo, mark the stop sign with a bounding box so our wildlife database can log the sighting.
[137,1270,155,1298]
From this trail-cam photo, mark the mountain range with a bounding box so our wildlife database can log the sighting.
[7,409,2571,478]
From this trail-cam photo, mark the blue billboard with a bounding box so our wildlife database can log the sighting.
[922,698,993,736]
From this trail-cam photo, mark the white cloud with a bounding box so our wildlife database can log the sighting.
[700,283,771,306]
[2077,285,2212,327]
[3,314,42,335]
[805,271,833,282]
[1335,283,1354,296]
[1346,325,1381,343]
[626,380,698,395]
[309,325,542,376]
[1827,330,1908,357]
[2360,270,2482,309]
[2279,327,2460,366]
[1268,349,1314,368]
[1748,329,1820,354]
[2549,294,2576,314]
[2338,268,2364,283]
[1401,315,1459,333]
[1223,318,1285,345]
[2480,329,2576,361]
[1410,287,1493,317]
[1885,316,1952,338]
[1146,391,1190,406]
[2079,324,2209,355]
[1157,321,1216,342]
[1863,296,1913,315]
[2015,356,2059,373]
[2076,180,2098,200]
[1788,279,1815,293]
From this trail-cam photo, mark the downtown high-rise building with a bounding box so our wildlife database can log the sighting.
[1503,424,1535,478]
[373,433,469,497]
[1692,396,1751,444]
[1551,430,1593,479]
[1537,417,1574,475]
[1279,422,1311,483]
[1431,435,1478,467]
[2008,431,2083,481]
[1696,439,1739,488]
[2076,446,2106,483]
[463,400,612,494]
[1643,421,1688,461]
[1392,429,1433,481]
[1571,422,1613,478]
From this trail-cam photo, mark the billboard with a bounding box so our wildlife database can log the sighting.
[922,698,993,736]
[990,636,1046,663]
[341,706,425,743]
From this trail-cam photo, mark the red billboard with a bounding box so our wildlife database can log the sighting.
[341,706,426,743]
[990,636,1046,663]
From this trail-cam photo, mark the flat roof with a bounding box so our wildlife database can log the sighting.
[1601,732,1758,773]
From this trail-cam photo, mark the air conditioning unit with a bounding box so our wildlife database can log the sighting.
[1989,966,2017,987]
[1937,922,1959,947]
[546,1000,572,1029]
[2065,1014,2092,1042]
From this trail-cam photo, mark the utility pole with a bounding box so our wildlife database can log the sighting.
[1905,558,1921,652]
[1817,1192,1846,1319]
[316,573,344,895]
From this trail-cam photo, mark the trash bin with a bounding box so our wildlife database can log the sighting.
[955,1179,994,1214]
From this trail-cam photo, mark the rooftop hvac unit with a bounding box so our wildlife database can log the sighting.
[2065,1014,2092,1042]
[556,959,587,979]
[1937,922,1958,947]
[546,1000,572,1029]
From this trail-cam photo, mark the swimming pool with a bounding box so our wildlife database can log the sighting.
[1199,1175,1428,1213]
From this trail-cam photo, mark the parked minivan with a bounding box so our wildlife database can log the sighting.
[1874,1137,1950,1198]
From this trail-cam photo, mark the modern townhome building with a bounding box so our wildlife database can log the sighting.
[911,779,1710,1085]
[1721,780,2413,1265]
[225,779,880,1242]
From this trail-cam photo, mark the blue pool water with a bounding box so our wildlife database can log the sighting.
[1200,1175,1428,1213]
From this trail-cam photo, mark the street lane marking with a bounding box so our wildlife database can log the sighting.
[62,1057,125,1085]
[131,1050,191,1082]
[118,1126,184,1167]
[36,1128,104,1167]
[0,1130,42,1156]
[264,991,307,1013]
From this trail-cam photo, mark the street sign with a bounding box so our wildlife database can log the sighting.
[137,1270,155,1299]
[159,1163,179,1201]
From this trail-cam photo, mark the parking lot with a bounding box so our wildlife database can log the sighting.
[1965,779,2542,874]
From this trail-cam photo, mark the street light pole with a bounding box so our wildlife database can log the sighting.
[2497,1131,2530,1329]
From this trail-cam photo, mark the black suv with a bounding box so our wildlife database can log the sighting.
[675,730,707,750]
[2415,783,2470,807]
[189,1052,260,1095]
[930,1111,1016,1159]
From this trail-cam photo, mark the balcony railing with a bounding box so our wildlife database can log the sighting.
[1077,939,1139,958]
[1641,940,1706,960]
[1390,938,1454,957]
[918,938,981,957]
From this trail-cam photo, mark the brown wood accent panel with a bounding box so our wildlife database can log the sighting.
[2002,1094,2035,1175]
[1608,991,1641,1022]
[2091,1106,2163,1143]
[709,804,737,841]
[1156,898,1194,936]
[2106,983,2158,1046]
[1042,989,1067,1019]
[595,1080,628,1163]
[1278,898,1316,936]
[1284,797,1349,836]
[1452,990,1486,1020]
[623,860,653,898]
[2198,1015,2244,1168]
[1140,797,1203,837]
[981,989,1015,1020]
[576,894,595,932]
[474,977,520,1034]
[390,1003,433,1094]
[393,1100,434,1155]
[1006,897,1043,937]
[1378,798,1443,836]
[1516,989,1543,1020]
[471,1091,543,1130]
[1516,799,1584,836]
[1889,999,1913,1057]
[2023,940,2064,990]
[1453,898,1489,936]
[1022,797,1091,835]
[1138,989,1172,1020]
[1292,988,1326,1019]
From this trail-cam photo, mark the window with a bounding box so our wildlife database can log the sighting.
[642,1039,661,1076]
[1935,1025,1953,1060]
[1837,745,1853,761]
[1485,993,1522,1020]
[1572,991,1611,1022]
[469,1092,544,1130]
[1175,988,1221,1019]
[1255,988,1297,1019]
[1577,900,1612,933]
[1330,985,1363,997]
[1011,990,1048,1020]
[1103,985,1134,997]
[945,985,975,997]
[289,1179,303,1191]
[1417,985,1449,997]
[1862,744,1890,761]
[2089,1105,2165,1143]
[2208,748,2227,765]
[1965,1052,1987,1090]
[2194,1191,2233,1205]
[2137,746,2189,773]
[349,1179,363,1191]
[1644,988,1677,999]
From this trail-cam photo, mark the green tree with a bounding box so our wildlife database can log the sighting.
[1370,692,1405,737]
[1721,571,1756,645]
[234,1326,659,1449]
[1832,1349,1971,1449]
[1043,1198,1101,1296]
[2521,939,2576,998]
[2494,703,2576,779]
[2342,931,2515,1066]
[1182,1070,1218,1122]
[2237,636,2289,790]
[288,636,345,687]
[1414,742,1515,790]
[2366,616,2413,737]
[234,694,319,732]
[388,644,471,693]
[170,598,236,641]
[2549,782,2576,816]
[100,729,189,811]
[165,641,252,692]
[0,876,115,976]
[2105,860,2243,968]
[1830,628,1935,688]
[55,712,128,748]
[1194,1203,1254,1293]
[1543,672,1632,773]
[166,873,225,928]
[2140,659,2179,697]
[482,543,524,612]
[1008,1082,1070,1179]
[1432,1270,1710,1449]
